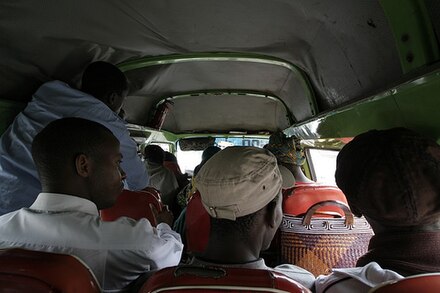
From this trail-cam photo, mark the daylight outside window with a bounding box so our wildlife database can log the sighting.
[176,137,268,175]
[306,148,339,186]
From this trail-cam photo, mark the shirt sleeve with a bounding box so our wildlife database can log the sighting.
[273,264,316,289]
[314,262,404,293]
[118,132,149,190]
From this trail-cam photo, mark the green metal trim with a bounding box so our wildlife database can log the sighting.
[380,0,439,73]
[117,52,318,116]
[285,68,440,140]
[154,89,295,124]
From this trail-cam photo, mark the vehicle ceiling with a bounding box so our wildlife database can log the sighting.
[0,0,406,135]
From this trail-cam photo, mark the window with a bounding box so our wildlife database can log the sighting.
[306,148,339,186]
[176,137,269,175]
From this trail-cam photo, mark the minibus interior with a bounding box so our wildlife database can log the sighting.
[1,0,440,291]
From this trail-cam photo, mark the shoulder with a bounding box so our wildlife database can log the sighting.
[315,262,403,293]
[273,264,315,290]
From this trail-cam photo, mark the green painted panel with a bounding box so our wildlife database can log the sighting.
[286,69,440,140]
[380,0,439,73]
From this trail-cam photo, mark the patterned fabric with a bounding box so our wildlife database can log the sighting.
[280,215,373,276]
[266,131,306,166]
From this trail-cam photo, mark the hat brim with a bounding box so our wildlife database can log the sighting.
[278,165,295,189]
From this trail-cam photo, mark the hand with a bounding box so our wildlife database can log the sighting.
[150,204,174,226]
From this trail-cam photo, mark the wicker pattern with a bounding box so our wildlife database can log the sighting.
[280,214,373,276]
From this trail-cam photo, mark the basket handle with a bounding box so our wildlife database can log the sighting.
[302,200,354,228]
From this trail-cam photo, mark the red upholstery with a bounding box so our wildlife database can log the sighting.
[283,183,348,217]
[185,191,210,254]
[100,188,163,226]
[370,273,440,293]
[139,266,311,293]
[0,248,100,293]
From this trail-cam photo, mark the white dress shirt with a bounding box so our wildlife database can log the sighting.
[145,161,179,206]
[0,80,149,214]
[0,193,183,292]
[315,262,404,293]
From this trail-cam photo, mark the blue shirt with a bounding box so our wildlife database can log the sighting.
[0,80,149,214]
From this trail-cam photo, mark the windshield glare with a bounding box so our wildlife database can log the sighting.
[176,137,268,175]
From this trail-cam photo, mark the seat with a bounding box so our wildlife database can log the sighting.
[138,265,311,293]
[283,183,348,217]
[370,273,440,293]
[0,248,100,293]
[100,188,164,226]
[185,191,210,254]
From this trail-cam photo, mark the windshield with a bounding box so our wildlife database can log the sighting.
[176,137,269,175]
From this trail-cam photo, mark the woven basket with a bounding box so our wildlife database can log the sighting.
[280,200,373,276]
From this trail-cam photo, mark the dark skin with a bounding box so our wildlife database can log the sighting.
[282,163,314,183]
[200,193,283,264]
[40,131,174,223]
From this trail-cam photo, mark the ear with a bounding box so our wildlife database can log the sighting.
[75,154,91,178]
[108,92,118,106]
[265,201,278,228]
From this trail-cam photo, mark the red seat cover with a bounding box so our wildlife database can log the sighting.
[0,248,100,293]
[185,191,210,254]
[139,266,311,292]
[100,188,163,226]
[283,183,348,217]
[371,273,440,293]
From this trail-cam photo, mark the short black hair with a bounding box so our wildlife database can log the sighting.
[81,61,128,101]
[210,195,279,242]
[32,117,115,182]
[144,145,165,164]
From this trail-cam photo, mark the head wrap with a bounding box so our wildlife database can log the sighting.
[265,131,306,166]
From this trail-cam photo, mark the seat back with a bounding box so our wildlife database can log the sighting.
[283,183,348,217]
[100,188,163,225]
[185,191,210,254]
[0,248,101,293]
[370,273,440,293]
[139,266,311,293]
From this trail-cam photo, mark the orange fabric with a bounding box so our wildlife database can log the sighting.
[283,183,348,217]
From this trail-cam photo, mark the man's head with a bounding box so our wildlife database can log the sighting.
[335,127,440,228]
[193,145,221,176]
[195,146,295,251]
[81,61,128,113]
[144,144,165,165]
[32,117,126,209]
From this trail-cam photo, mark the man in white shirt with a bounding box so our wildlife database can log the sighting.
[0,61,149,215]
[0,117,183,292]
[144,144,179,208]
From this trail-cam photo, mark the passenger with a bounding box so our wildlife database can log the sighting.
[188,146,315,289]
[0,118,183,292]
[173,145,221,243]
[193,145,221,176]
[315,127,440,292]
[0,61,148,215]
[144,145,179,209]
[265,131,314,184]
[163,151,188,189]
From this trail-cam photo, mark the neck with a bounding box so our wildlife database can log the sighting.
[201,235,262,264]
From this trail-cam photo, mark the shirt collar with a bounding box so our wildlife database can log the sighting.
[29,193,99,215]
